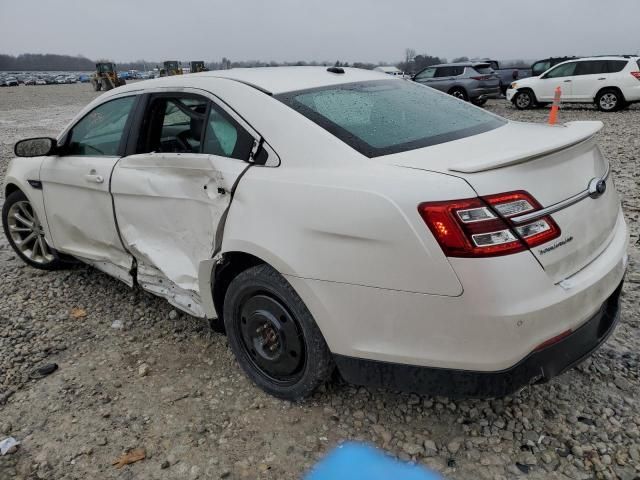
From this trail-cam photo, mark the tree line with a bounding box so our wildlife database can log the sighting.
[0,52,532,72]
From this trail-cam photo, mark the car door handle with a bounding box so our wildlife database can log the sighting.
[84,174,104,184]
[597,77,606,80]
[563,79,572,82]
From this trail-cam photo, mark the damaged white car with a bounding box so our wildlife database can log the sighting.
[3,67,627,400]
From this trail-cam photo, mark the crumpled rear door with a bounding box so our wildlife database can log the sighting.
[110,152,247,316]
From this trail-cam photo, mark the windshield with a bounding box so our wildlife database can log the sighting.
[277,79,505,157]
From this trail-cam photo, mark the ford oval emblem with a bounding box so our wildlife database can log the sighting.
[588,178,607,199]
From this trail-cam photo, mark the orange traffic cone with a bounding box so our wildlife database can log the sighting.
[548,86,562,125]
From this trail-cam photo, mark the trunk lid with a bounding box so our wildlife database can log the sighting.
[382,120,620,283]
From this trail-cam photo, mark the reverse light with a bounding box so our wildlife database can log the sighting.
[418,191,560,258]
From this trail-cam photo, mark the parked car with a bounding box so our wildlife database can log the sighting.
[507,56,640,111]
[531,56,578,77]
[483,60,532,94]
[373,66,406,78]
[54,76,66,84]
[35,78,47,86]
[3,67,627,400]
[4,77,19,87]
[412,62,500,105]
[24,77,36,86]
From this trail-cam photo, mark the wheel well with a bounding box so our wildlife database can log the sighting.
[212,252,267,324]
[4,183,20,199]
[595,86,625,102]
[448,86,466,94]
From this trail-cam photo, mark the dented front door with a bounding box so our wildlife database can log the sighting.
[40,95,137,284]
[110,152,247,316]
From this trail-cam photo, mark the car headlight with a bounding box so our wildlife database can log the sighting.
[510,82,518,89]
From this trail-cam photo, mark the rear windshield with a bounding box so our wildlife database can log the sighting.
[473,65,494,74]
[276,79,505,157]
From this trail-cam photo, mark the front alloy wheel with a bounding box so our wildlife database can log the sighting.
[2,190,64,269]
[513,90,533,110]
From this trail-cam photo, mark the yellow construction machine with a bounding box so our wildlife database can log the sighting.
[90,62,126,91]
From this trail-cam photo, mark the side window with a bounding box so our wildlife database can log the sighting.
[544,62,577,79]
[137,95,209,154]
[202,103,254,160]
[575,61,608,76]
[434,67,451,78]
[607,60,628,73]
[414,68,436,81]
[452,66,464,76]
[67,96,135,156]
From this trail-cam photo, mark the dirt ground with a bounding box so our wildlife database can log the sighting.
[0,83,639,480]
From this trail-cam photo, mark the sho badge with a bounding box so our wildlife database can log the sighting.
[539,236,574,255]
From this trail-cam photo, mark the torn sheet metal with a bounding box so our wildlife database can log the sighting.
[136,263,205,317]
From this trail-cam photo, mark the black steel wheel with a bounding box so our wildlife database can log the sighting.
[223,264,334,400]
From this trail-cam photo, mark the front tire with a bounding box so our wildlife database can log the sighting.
[596,89,622,112]
[513,89,535,109]
[2,190,66,270]
[223,264,334,400]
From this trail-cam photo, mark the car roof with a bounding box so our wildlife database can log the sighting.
[557,56,636,62]
[114,66,391,96]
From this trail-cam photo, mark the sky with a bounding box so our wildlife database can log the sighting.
[1,0,639,64]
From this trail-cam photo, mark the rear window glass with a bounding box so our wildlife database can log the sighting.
[607,60,628,73]
[473,65,494,74]
[277,80,506,157]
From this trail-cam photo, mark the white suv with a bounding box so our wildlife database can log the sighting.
[507,56,640,111]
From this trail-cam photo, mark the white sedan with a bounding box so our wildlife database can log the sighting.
[2,67,627,400]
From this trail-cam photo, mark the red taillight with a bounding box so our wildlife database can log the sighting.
[418,191,560,258]
[631,71,640,80]
[470,75,494,81]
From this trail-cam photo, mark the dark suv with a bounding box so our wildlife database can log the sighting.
[412,62,501,105]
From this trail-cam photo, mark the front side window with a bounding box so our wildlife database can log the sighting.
[544,62,577,78]
[66,96,135,156]
[277,79,506,157]
[414,67,436,81]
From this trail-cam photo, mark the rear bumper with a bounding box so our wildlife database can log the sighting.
[335,280,622,398]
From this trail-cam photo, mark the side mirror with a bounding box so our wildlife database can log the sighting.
[14,137,57,157]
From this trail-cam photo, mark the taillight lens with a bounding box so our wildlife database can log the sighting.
[631,71,640,80]
[470,75,494,81]
[418,191,560,257]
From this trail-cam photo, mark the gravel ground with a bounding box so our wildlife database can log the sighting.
[0,84,639,480]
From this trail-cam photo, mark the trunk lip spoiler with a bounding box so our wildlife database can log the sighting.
[510,161,611,225]
[449,121,604,174]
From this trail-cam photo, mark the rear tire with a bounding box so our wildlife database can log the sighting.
[449,87,468,102]
[2,190,67,270]
[471,98,487,107]
[596,89,622,112]
[223,264,334,400]
[513,89,535,109]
